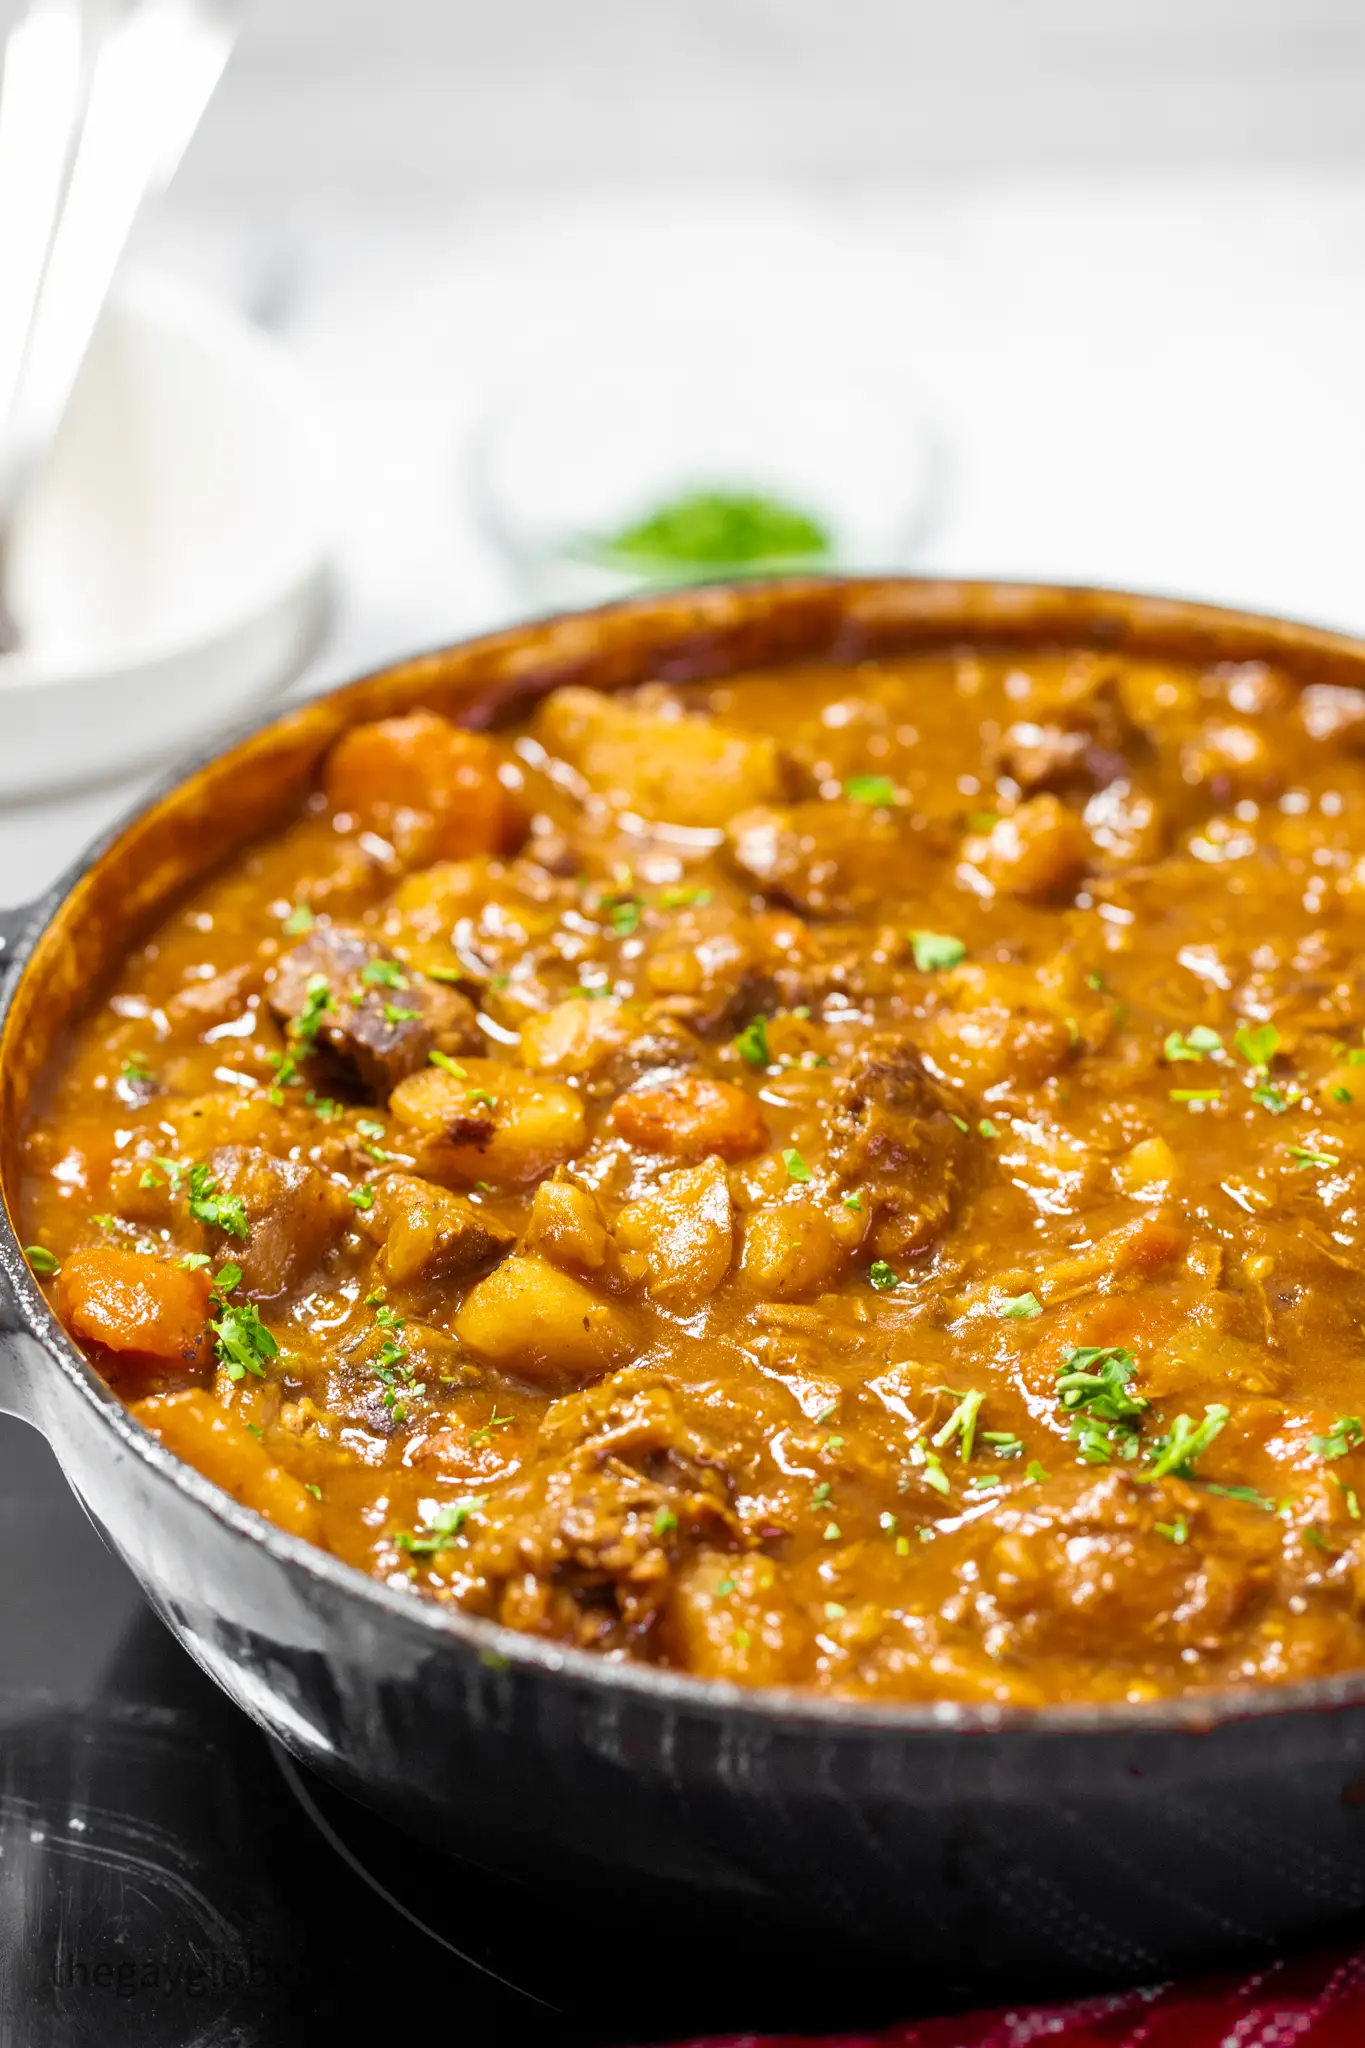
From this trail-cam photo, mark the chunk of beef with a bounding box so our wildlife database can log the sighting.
[166,960,263,1032]
[460,1374,744,1649]
[828,1035,969,1259]
[208,1146,354,1299]
[517,996,699,1098]
[362,1172,514,1285]
[268,928,480,1093]
[727,801,933,918]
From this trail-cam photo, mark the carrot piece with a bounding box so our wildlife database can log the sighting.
[323,713,519,859]
[133,1389,322,1542]
[611,1076,768,1160]
[57,1246,211,1368]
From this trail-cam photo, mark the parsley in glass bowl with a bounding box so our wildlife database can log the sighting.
[464,327,943,608]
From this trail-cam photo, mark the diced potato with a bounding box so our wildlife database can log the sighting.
[163,1091,308,1159]
[454,1255,634,1381]
[518,996,636,1078]
[740,1199,851,1299]
[965,794,1089,902]
[536,686,782,828]
[388,1059,587,1185]
[382,858,491,949]
[614,1157,735,1309]
[133,1388,322,1541]
[522,1176,610,1273]
[57,1247,211,1368]
[324,713,521,860]
[611,1076,767,1160]
[366,1173,514,1284]
[662,1550,808,1687]
[1114,1135,1179,1199]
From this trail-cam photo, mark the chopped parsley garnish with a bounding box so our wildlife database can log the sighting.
[1154,1516,1188,1544]
[374,1304,405,1331]
[608,898,642,937]
[1310,1416,1364,1461]
[842,1191,862,1212]
[139,1167,162,1190]
[1140,1404,1229,1482]
[1289,1144,1339,1171]
[868,1260,897,1291]
[305,1483,322,1502]
[23,1245,59,1275]
[845,774,898,807]
[361,959,408,989]
[348,1185,376,1212]
[1204,1481,1277,1510]
[356,1118,386,1141]
[982,1431,1024,1458]
[1026,1459,1048,1483]
[931,1388,984,1463]
[186,1162,249,1240]
[811,1481,832,1507]
[395,1496,488,1555]
[382,1004,420,1025]
[783,1147,812,1183]
[586,490,831,573]
[466,1088,498,1110]
[305,1092,343,1121]
[652,1507,678,1536]
[908,1442,951,1495]
[1331,1085,1354,1105]
[967,1474,1001,1491]
[1086,971,1108,993]
[1163,1026,1223,1063]
[1000,1290,1042,1320]
[1253,1083,1297,1114]
[1056,1346,1147,1464]
[289,974,333,1048]
[469,1407,515,1446]
[1170,1088,1222,1106]
[1235,1021,1280,1071]
[282,903,314,935]
[978,1118,998,1137]
[211,1300,277,1383]
[428,1050,467,1076]
[909,930,966,973]
[823,1521,842,1541]
[659,885,712,909]
[949,1114,970,1134]
[179,1252,211,1270]
[120,1058,154,1085]
[734,1016,770,1068]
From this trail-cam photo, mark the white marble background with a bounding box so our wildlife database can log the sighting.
[7,0,1365,892]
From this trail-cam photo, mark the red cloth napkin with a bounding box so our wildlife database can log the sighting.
[658,1942,1365,2048]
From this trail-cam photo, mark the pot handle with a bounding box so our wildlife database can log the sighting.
[0,896,40,1427]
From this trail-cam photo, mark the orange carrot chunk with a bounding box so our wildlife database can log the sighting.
[611,1076,768,1160]
[57,1246,211,1367]
[323,712,519,860]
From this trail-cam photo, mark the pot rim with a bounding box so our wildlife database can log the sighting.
[8,569,1365,1741]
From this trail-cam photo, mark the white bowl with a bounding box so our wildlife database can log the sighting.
[0,271,333,798]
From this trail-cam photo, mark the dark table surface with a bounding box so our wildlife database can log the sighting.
[0,1415,938,2048]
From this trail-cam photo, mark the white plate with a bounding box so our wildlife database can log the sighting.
[0,271,333,798]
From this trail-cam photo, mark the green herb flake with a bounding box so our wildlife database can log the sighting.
[1290,1144,1340,1170]
[608,898,642,938]
[1000,1290,1042,1320]
[1170,1088,1223,1106]
[304,1092,343,1122]
[910,929,966,973]
[978,1118,998,1137]
[1204,1481,1277,1510]
[120,1058,154,1085]
[382,1004,420,1025]
[1164,1025,1224,1063]
[1025,1460,1048,1483]
[288,974,334,1052]
[1140,1404,1230,1482]
[1331,1085,1355,1105]
[394,1496,488,1556]
[348,1185,376,1212]
[178,1252,211,1271]
[1253,1084,1296,1114]
[211,1300,278,1383]
[823,1521,842,1541]
[659,885,712,909]
[811,1481,832,1507]
[1235,1021,1280,1071]
[932,1387,985,1463]
[781,1147,812,1184]
[1154,1516,1189,1545]
[423,964,464,984]
[652,1507,678,1536]
[23,1245,60,1276]
[842,1191,862,1212]
[212,1263,243,1294]
[356,1118,386,1141]
[282,903,314,936]
[186,1162,249,1241]
[949,1113,970,1134]
[868,1260,898,1291]
[1056,1345,1147,1465]
[734,1016,770,1068]
[1310,1416,1364,1461]
[1085,971,1108,993]
[982,1432,1024,1458]
[845,774,898,808]
[465,1088,498,1110]
[428,1050,467,1076]
[361,959,408,990]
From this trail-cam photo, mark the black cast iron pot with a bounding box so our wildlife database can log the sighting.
[6,577,1365,2008]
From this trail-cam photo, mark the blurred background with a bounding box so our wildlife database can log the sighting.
[6,0,1365,887]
